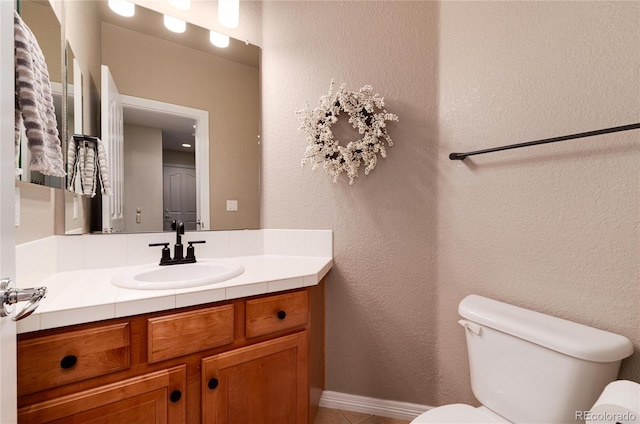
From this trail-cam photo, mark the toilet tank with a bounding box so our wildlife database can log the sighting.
[458,295,633,424]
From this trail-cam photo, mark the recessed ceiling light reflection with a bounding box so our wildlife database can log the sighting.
[108,0,135,17]
[209,31,229,48]
[218,0,239,29]
[164,15,186,33]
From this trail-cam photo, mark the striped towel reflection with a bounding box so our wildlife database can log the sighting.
[67,136,112,198]
[14,10,65,177]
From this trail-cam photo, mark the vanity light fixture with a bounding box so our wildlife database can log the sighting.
[168,0,191,10]
[209,31,230,48]
[181,143,192,148]
[218,0,239,29]
[108,0,135,17]
[164,15,186,33]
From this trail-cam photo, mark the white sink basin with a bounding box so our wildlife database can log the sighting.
[111,259,244,290]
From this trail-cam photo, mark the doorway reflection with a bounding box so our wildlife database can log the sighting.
[122,105,199,233]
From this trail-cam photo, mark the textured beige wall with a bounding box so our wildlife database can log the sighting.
[261,0,639,407]
[123,124,163,232]
[261,1,440,405]
[436,1,639,405]
[102,22,260,230]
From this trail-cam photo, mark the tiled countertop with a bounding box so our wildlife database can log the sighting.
[17,255,333,334]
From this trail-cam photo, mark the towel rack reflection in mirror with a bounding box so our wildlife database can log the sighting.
[72,134,99,148]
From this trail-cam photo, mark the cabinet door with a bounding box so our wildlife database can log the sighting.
[202,332,308,424]
[18,365,186,424]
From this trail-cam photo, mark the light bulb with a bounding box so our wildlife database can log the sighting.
[218,0,239,29]
[209,31,229,48]
[164,15,186,33]
[168,0,191,10]
[108,0,135,17]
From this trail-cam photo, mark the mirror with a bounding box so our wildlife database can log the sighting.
[16,0,64,189]
[64,48,88,235]
[15,0,90,241]
[65,1,260,234]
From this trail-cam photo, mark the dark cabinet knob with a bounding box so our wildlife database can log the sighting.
[60,355,77,369]
[208,378,219,390]
[170,390,182,403]
[277,310,286,320]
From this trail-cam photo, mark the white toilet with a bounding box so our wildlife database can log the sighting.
[412,295,634,423]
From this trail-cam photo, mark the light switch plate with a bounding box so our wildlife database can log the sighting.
[226,200,238,211]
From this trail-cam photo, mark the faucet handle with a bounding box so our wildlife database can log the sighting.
[185,240,206,262]
[149,242,171,265]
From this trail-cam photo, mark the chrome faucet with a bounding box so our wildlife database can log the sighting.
[148,220,206,266]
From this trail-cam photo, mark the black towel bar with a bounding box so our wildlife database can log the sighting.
[449,122,640,161]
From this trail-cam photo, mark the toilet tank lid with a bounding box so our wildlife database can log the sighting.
[458,295,633,363]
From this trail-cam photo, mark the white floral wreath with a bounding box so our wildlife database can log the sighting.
[298,80,399,185]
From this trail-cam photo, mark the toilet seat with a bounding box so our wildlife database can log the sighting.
[411,404,510,423]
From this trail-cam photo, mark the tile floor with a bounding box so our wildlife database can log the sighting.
[314,407,412,424]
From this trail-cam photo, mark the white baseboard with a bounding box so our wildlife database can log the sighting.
[318,390,432,421]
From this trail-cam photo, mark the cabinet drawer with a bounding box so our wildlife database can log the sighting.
[246,291,308,338]
[17,323,131,396]
[148,304,234,363]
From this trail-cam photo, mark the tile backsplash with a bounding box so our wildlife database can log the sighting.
[15,229,333,286]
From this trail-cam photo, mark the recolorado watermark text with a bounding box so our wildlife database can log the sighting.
[575,410,638,422]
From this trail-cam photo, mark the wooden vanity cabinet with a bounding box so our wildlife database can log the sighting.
[17,282,325,424]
